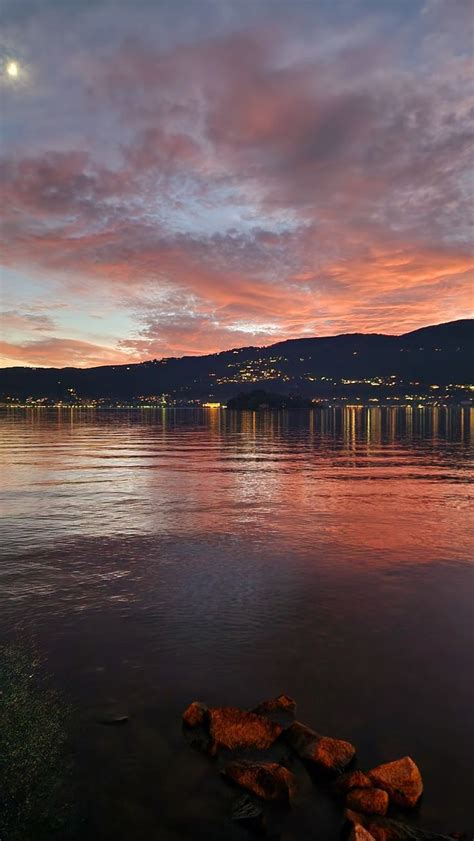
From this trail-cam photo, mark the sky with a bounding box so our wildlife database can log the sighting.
[0,0,473,368]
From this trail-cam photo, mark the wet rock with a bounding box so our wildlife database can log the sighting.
[286,720,356,774]
[345,814,452,841]
[253,694,295,715]
[349,826,378,841]
[223,760,297,803]
[252,695,296,727]
[346,787,389,816]
[182,701,208,728]
[182,702,212,752]
[367,757,423,808]
[313,735,356,773]
[336,770,373,794]
[345,808,366,825]
[231,794,266,834]
[208,707,282,754]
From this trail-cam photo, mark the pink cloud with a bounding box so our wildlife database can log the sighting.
[0,13,473,366]
[0,337,140,368]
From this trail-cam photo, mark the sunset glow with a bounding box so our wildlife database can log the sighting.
[1,0,473,368]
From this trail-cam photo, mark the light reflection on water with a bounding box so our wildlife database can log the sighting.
[0,407,473,840]
[1,406,472,559]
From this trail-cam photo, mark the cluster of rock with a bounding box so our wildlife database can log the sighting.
[182,694,456,839]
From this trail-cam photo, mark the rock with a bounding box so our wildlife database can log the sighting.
[208,707,282,754]
[182,702,212,752]
[223,760,297,803]
[313,735,356,773]
[345,808,367,826]
[365,825,389,841]
[253,694,296,714]
[231,794,266,833]
[347,788,389,816]
[366,818,453,841]
[367,757,423,808]
[98,715,128,725]
[336,770,373,794]
[182,702,282,754]
[286,720,356,774]
[182,701,208,728]
[252,694,296,729]
[349,826,378,841]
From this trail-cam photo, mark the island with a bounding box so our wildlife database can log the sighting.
[226,390,315,410]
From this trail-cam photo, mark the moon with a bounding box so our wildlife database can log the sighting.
[6,61,19,78]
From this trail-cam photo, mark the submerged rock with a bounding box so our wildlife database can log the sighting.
[367,757,423,808]
[286,720,356,774]
[223,760,297,803]
[98,715,128,725]
[346,787,389,816]
[208,707,282,755]
[231,794,266,833]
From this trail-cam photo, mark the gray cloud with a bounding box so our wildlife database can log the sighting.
[0,0,472,365]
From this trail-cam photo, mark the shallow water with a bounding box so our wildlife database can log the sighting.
[0,406,473,839]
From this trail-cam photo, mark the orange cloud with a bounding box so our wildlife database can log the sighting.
[1,10,473,366]
[0,338,140,369]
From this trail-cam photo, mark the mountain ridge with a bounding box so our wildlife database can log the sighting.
[2,319,472,373]
[1,319,472,403]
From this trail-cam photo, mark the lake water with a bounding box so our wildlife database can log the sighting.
[0,407,473,840]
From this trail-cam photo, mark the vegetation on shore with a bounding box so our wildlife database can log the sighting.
[0,644,72,841]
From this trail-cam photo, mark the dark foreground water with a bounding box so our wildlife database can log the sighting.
[0,406,473,840]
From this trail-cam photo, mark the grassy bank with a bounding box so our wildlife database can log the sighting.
[0,644,72,841]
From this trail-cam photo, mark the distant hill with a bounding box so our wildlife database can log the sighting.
[1,319,472,404]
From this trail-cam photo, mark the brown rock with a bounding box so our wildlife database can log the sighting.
[367,757,423,808]
[347,787,389,816]
[252,693,296,728]
[350,826,378,841]
[208,707,282,754]
[253,694,296,716]
[182,701,208,728]
[366,826,389,841]
[286,721,356,774]
[345,808,367,824]
[223,760,297,802]
[315,735,356,772]
[336,769,373,794]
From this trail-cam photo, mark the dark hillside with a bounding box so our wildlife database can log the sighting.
[0,320,472,403]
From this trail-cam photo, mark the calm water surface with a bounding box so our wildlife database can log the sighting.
[0,407,473,840]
